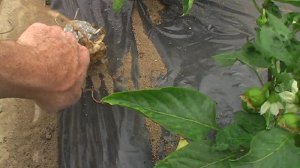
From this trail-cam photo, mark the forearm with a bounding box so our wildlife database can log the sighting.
[0,41,38,99]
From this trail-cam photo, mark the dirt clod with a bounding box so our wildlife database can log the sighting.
[45,132,52,140]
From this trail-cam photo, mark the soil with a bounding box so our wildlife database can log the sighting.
[132,5,167,162]
[113,1,168,162]
[0,0,59,168]
[143,0,165,25]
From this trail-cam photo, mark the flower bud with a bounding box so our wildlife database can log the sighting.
[241,87,267,110]
[277,113,300,133]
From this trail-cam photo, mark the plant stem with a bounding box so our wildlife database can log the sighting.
[245,63,264,86]
[239,59,264,86]
[254,69,265,86]
[252,0,261,13]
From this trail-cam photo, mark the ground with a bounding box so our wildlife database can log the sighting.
[0,0,60,167]
[0,0,167,167]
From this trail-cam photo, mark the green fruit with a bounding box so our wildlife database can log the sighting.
[277,113,300,133]
[242,87,267,109]
[242,101,256,113]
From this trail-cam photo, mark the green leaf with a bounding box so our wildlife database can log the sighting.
[284,12,300,32]
[256,26,290,63]
[113,0,125,12]
[182,0,194,16]
[284,39,300,76]
[237,43,272,68]
[213,44,272,68]
[263,1,281,18]
[266,12,293,41]
[231,128,300,168]
[255,13,295,67]
[271,69,293,84]
[274,0,300,7]
[275,76,294,92]
[102,87,218,140]
[215,112,266,152]
[215,124,253,152]
[234,112,266,133]
[213,52,239,67]
[155,141,233,168]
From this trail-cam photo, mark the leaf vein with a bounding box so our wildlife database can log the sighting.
[242,137,289,164]
[200,154,234,168]
[124,103,219,131]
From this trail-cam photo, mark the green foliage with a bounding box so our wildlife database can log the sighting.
[103,87,300,168]
[182,0,194,16]
[213,52,238,67]
[274,0,300,7]
[105,0,300,167]
[215,112,266,152]
[230,128,300,168]
[215,11,298,70]
[113,0,125,12]
[155,141,232,168]
[284,12,300,32]
[214,43,272,68]
[263,0,281,17]
[103,87,218,140]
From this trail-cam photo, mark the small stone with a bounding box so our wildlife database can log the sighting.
[45,132,52,140]
[0,137,7,144]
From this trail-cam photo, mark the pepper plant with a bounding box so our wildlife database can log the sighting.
[103,0,300,167]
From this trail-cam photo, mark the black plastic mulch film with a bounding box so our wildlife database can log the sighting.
[51,0,269,167]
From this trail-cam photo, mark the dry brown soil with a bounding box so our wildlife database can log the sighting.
[113,2,167,161]
[0,0,59,167]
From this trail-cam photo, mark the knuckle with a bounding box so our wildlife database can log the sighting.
[49,26,64,37]
[51,25,63,31]
[66,32,76,39]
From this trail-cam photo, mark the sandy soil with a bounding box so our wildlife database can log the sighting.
[0,0,58,168]
[143,0,165,25]
[132,6,166,161]
[113,1,168,162]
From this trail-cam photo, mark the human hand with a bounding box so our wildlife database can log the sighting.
[16,23,90,112]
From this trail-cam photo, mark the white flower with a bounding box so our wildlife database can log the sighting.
[260,101,284,116]
[286,104,299,113]
[279,80,299,113]
[279,91,297,103]
[291,80,298,93]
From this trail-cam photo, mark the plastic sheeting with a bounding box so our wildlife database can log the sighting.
[52,0,153,168]
[137,0,263,126]
[52,0,266,167]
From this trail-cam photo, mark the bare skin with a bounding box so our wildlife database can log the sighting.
[0,23,90,112]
